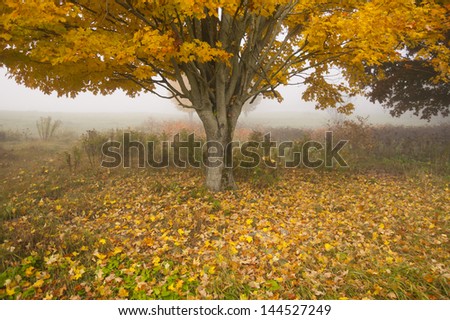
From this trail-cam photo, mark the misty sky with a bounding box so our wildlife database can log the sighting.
[0,68,378,114]
[1,68,447,126]
[0,69,177,114]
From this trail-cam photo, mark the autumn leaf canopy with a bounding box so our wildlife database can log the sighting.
[0,0,449,113]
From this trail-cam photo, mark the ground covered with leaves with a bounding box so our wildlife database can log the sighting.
[1,147,449,299]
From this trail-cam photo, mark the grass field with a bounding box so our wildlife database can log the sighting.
[0,119,449,300]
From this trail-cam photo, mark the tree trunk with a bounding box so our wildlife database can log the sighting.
[222,167,237,190]
[204,162,237,191]
[197,107,239,192]
[204,167,236,192]
[189,59,242,192]
[205,165,224,192]
[202,130,237,192]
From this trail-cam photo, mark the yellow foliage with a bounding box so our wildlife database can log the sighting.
[118,287,129,298]
[152,256,161,266]
[25,267,35,277]
[6,287,15,296]
[32,279,44,289]
[0,0,447,110]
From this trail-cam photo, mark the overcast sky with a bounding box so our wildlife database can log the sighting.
[1,68,447,127]
[0,68,375,114]
[0,69,177,114]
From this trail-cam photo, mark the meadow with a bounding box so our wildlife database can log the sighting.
[0,114,449,299]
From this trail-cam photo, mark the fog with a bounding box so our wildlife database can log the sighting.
[1,70,447,129]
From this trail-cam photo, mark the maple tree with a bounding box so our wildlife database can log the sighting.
[365,1,450,120]
[366,57,450,120]
[0,0,449,191]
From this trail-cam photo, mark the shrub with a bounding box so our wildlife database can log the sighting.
[36,117,62,141]
[81,130,109,167]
